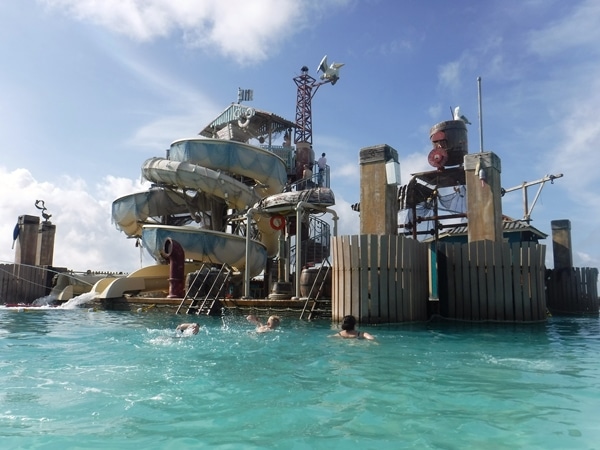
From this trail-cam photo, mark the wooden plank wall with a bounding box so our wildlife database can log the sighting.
[0,264,51,304]
[331,234,429,324]
[546,267,599,315]
[437,241,547,322]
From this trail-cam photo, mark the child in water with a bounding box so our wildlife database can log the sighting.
[176,323,200,336]
[246,314,280,333]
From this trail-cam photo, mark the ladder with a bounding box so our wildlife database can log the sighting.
[176,264,232,316]
[299,262,332,320]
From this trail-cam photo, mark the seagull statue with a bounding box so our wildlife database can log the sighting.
[317,55,344,85]
[35,199,52,222]
[453,106,471,125]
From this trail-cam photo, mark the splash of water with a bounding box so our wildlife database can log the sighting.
[32,293,59,306]
[59,291,96,309]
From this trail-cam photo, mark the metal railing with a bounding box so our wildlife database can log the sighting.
[290,215,331,269]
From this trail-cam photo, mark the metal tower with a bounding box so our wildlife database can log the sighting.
[293,57,343,145]
[293,66,317,145]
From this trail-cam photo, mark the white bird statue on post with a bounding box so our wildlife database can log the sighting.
[317,55,344,85]
[454,106,471,125]
[453,106,471,125]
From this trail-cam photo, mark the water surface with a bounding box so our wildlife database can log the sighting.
[1,306,599,449]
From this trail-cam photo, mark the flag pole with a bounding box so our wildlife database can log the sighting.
[477,76,484,153]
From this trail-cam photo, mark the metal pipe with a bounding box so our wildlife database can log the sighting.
[477,76,484,153]
[401,213,467,224]
[292,202,339,299]
[162,238,185,298]
[523,184,529,224]
[503,174,564,193]
[330,207,338,237]
[243,207,258,298]
[294,203,304,299]
[502,174,563,223]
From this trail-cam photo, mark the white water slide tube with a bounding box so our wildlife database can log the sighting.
[111,138,288,276]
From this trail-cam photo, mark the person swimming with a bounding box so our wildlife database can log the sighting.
[246,314,280,333]
[332,315,375,340]
[176,323,200,336]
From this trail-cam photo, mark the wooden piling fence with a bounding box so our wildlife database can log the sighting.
[546,267,599,315]
[0,264,52,304]
[331,234,429,324]
[437,241,547,322]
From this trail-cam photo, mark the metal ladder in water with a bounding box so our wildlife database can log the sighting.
[176,263,232,316]
[299,261,332,320]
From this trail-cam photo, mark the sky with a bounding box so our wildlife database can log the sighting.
[1,0,599,275]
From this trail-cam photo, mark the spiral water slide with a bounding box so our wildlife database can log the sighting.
[98,138,287,299]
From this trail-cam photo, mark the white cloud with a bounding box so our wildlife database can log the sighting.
[528,0,600,57]
[438,60,462,92]
[331,196,359,236]
[126,113,211,152]
[399,151,432,181]
[428,103,442,120]
[576,250,599,267]
[39,0,350,65]
[376,38,413,56]
[0,167,149,273]
[436,50,478,94]
[551,104,600,213]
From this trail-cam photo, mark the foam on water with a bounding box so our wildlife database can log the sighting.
[0,309,599,449]
[58,291,96,309]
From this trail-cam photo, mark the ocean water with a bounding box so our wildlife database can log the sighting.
[1,302,599,449]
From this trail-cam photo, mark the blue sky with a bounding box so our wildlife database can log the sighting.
[1,0,599,274]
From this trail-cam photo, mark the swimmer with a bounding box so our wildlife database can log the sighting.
[331,315,375,340]
[176,323,200,336]
[246,314,280,333]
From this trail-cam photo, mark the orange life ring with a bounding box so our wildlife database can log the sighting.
[269,215,285,231]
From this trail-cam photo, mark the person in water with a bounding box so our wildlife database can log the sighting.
[246,314,280,333]
[332,315,375,340]
[176,323,200,335]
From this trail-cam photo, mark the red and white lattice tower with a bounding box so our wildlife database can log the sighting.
[293,66,316,145]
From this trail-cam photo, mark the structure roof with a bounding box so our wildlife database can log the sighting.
[435,218,548,240]
[199,103,296,141]
[410,166,466,188]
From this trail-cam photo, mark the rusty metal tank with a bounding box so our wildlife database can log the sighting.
[295,142,315,180]
[428,120,468,168]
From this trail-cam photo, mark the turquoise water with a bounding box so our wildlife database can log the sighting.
[1,305,599,449]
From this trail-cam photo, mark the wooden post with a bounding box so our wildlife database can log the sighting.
[464,152,502,243]
[551,219,573,270]
[358,144,399,235]
[14,215,40,266]
[37,221,56,267]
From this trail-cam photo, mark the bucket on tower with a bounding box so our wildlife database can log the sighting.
[428,120,468,168]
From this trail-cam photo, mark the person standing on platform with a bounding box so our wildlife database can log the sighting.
[317,153,327,186]
[302,164,313,189]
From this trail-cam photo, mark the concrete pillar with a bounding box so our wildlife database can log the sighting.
[36,221,56,266]
[464,152,503,242]
[551,219,573,269]
[14,215,40,265]
[359,144,399,235]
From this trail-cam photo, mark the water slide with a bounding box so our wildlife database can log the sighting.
[100,138,288,299]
